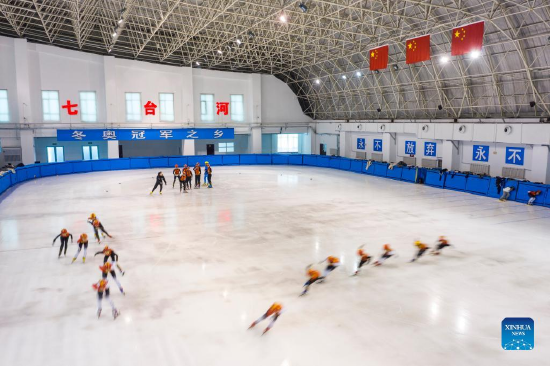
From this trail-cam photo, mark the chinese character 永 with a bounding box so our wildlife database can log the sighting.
[132,130,146,140]
[71,131,86,140]
[216,102,229,116]
[187,130,198,139]
[214,129,224,139]
[160,130,173,139]
[473,145,488,162]
[103,130,117,140]
[62,100,78,115]
[144,101,157,116]
[357,138,365,150]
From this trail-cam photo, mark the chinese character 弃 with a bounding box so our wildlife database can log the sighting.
[103,130,117,140]
[187,130,198,139]
[62,100,78,115]
[214,129,224,139]
[132,130,146,140]
[425,142,436,156]
[160,130,173,139]
[72,131,86,140]
[216,102,229,116]
[144,101,157,116]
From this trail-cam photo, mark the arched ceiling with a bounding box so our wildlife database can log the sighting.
[0,0,549,120]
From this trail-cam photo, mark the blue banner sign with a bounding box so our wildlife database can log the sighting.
[57,128,235,141]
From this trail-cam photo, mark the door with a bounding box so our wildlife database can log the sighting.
[207,144,215,155]
[118,145,123,158]
[320,143,327,156]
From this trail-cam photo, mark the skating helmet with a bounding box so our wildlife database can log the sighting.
[100,263,112,272]
[81,233,88,239]
[383,244,391,251]
[357,249,364,256]
[205,161,209,165]
[90,213,96,219]
[439,236,445,240]
[61,228,67,234]
[175,164,179,168]
[414,240,422,247]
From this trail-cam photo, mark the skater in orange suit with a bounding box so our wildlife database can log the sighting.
[410,240,430,262]
[353,247,372,275]
[248,302,284,335]
[300,266,321,296]
[374,244,395,266]
[172,164,181,188]
[318,256,340,281]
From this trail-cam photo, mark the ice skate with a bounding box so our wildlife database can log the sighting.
[72,258,76,263]
[113,309,119,319]
[97,309,102,318]
[83,257,86,263]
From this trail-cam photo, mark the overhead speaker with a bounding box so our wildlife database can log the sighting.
[356,124,363,130]
[379,124,386,131]
[530,101,536,108]
[336,123,342,131]
[458,125,466,133]
[504,125,513,134]
[422,124,429,132]
[438,105,443,110]
[376,108,382,113]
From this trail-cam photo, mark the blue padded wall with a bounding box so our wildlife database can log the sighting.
[272,155,289,165]
[516,182,548,205]
[239,155,257,165]
[465,176,490,195]
[386,166,403,180]
[401,167,417,182]
[373,162,388,177]
[339,158,351,171]
[425,170,445,187]
[222,155,240,166]
[288,155,303,165]
[444,173,467,191]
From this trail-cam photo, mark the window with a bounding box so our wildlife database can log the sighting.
[277,134,299,153]
[230,94,244,122]
[79,91,97,122]
[0,90,8,122]
[47,146,64,163]
[200,94,214,121]
[218,142,234,153]
[125,92,141,121]
[42,91,60,121]
[82,145,99,161]
[159,93,175,121]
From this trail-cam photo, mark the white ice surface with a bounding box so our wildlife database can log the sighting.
[0,166,549,366]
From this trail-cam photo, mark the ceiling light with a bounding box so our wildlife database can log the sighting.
[118,19,123,24]
[112,32,117,37]
[374,70,379,74]
[195,61,200,66]
[530,101,536,108]
[107,48,112,53]
[440,56,449,64]
[236,39,242,45]
[356,71,362,77]
[470,50,480,59]
[393,65,398,71]
[342,75,347,79]
[279,15,287,23]
[298,3,308,12]
[217,49,222,54]
[315,79,320,84]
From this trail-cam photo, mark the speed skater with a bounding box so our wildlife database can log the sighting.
[150,172,167,194]
[248,302,283,335]
[172,164,181,188]
[410,240,430,262]
[94,245,125,275]
[52,228,73,258]
[318,256,340,281]
[353,247,372,275]
[431,236,451,255]
[92,279,119,319]
[87,213,112,243]
[72,234,89,263]
[373,244,396,266]
[99,262,125,294]
[300,266,321,296]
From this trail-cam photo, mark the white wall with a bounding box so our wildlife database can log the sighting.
[261,75,313,123]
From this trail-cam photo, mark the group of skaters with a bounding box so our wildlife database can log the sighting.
[150,162,213,195]
[52,213,125,319]
[249,236,452,335]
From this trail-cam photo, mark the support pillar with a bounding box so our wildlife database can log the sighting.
[441,140,460,171]
[339,131,352,158]
[382,132,396,163]
[107,140,119,159]
[14,39,31,124]
[20,130,35,165]
[531,145,550,183]
[250,127,262,154]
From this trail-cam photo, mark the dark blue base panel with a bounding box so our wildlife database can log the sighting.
[1,155,548,209]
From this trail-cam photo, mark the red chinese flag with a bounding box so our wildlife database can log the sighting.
[405,35,430,64]
[369,45,389,71]
[451,21,484,56]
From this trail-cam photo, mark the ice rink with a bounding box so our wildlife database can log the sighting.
[0,165,548,366]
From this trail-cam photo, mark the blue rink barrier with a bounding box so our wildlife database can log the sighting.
[0,154,548,208]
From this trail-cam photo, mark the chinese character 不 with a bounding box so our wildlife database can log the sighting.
[216,102,229,116]
[103,130,117,140]
[374,139,382,151]
[425,142,435,156]
[475,146,487,161]
[507,149,522,164]
[62,100,78,115]
[132,130,146,140]
[160,130,173,139]
[144,101,157,116]
[72,131,86,140]
[214,129,224,139]
[405,141,416,155]
[187,130,198,139]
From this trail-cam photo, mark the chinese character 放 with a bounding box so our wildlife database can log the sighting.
[160,130,173,139]
[71,130,86,140]
[132,130,146,140]
[216,102,229,116]
[187,130,198,139]
[405,141,416,155]
[144,101,157,116]
[103,130,117,140]
[62,100,78,115]
[214,129,224,139]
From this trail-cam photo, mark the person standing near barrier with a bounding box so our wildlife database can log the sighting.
[194,163,202,189]
[527,190,542,205]
[172,165,181,188]
[499,186,515,201]
[206,162,213,188]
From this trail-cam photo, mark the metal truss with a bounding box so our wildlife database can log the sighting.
[0,0,549,120]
